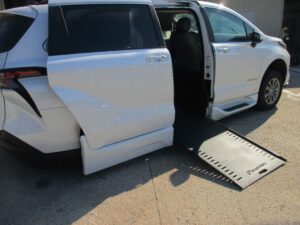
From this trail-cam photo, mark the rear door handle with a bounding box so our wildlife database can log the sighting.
[146,54,169,62]
[217,47,230,53]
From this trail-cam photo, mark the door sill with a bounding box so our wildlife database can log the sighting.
[209,94,258,120]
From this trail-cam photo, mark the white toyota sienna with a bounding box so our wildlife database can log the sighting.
[0,0,290,174]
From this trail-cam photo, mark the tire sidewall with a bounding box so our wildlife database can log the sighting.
[257,70,283,110]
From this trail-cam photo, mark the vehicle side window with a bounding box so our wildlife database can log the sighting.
[245,22,255,37]
[0,14,34,53]
[205,7,250,43]
[49,4,161,56]
[157,12,199,44]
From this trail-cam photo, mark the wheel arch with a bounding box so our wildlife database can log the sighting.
[256,59,287,109]
[263,59,288,83]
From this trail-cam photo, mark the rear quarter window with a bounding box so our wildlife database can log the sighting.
[0,13,34,53]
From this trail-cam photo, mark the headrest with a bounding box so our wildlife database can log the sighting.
[175,18,191,33]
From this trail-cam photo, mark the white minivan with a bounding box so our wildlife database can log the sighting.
[0,0,290,175]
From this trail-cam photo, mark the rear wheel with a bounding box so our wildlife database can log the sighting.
[257,70,283,110]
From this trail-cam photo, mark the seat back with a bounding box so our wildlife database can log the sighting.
[170,18,202,72]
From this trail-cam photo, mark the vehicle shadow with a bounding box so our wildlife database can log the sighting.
[221,107,277,136]
[0,146,239,225]
[0,108,276,225]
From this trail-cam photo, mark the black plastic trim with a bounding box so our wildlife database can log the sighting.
[14,79,42,117]
[224,103,249,112]
[0,67,47,118]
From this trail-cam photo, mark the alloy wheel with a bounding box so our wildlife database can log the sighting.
[264,78,281,105]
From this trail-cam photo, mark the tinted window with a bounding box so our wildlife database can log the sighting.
[205,8,248,43]
[245,22,255,37]
[49,4,160,56]
[0,13,34,53]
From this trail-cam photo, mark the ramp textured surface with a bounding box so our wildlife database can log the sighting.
[175,113,286,189]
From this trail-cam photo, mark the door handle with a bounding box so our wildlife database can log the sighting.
[145,54,169,62]
[217,47,230,53]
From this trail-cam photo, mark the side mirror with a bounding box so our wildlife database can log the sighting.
[250,32,262,47]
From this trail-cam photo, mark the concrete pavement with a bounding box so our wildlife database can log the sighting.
[0,72,300,225]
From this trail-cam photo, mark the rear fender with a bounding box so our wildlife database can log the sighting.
[2,77,81,153]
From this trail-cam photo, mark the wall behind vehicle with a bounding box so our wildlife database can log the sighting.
[207,0,284,37]
[0,0,5,10]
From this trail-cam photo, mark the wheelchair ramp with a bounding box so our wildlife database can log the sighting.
[175,113,286,189]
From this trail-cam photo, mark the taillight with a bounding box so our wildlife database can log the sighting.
[0,68,46,88]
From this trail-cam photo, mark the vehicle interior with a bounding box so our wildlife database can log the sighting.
[156,9,207,117]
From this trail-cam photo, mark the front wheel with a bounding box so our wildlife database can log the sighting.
[257,70,283,110]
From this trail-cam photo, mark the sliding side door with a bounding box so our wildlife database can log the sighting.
[47,1,175,152]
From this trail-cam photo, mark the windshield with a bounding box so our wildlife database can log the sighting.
[0,13,34,53]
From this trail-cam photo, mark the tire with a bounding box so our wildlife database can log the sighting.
[256,70,283,110]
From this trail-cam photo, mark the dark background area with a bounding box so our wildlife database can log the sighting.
[4,0,44,9]
[283,0,300,65]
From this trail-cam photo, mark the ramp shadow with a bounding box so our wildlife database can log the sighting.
[166,147,241,191]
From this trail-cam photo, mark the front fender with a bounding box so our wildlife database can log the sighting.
[256,45,290,92]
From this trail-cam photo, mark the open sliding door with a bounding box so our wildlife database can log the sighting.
[47,0,175,174]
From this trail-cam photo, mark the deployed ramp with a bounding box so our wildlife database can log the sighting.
[175,112,287,189]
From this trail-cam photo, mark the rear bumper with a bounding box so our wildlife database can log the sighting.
[0,130,82,168]
[0,130,40,154]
